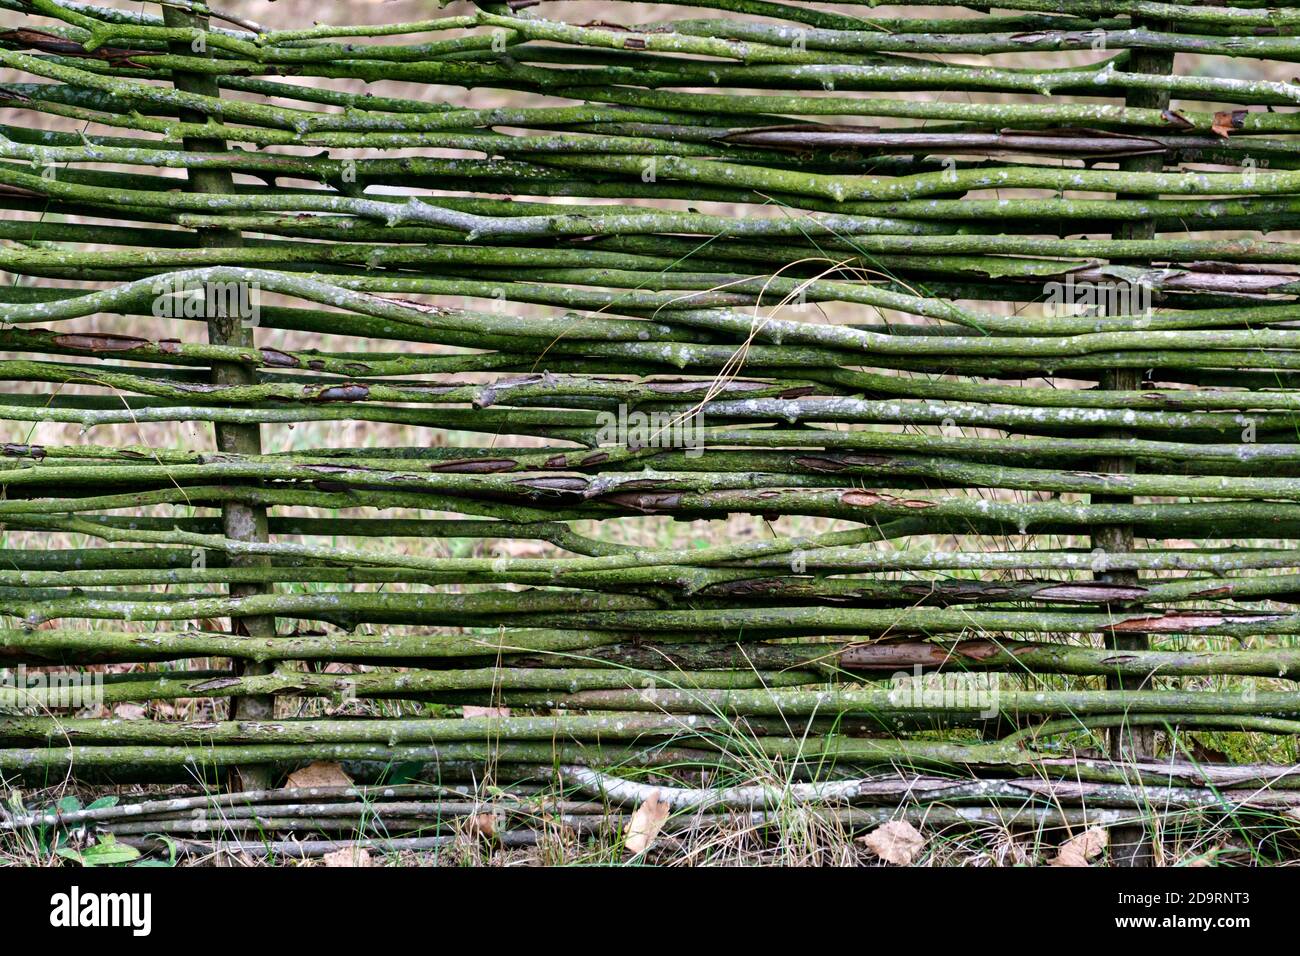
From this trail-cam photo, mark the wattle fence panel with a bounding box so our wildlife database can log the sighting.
[1,0,1299,862]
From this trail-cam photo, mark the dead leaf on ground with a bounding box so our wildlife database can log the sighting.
[624,791,669,856]
[1050,826,1108,866]
[285,761,354,790]
[322,846,371,867]
[858,820,926,865]
[1212,109,1246,139]
[463,706,511,718]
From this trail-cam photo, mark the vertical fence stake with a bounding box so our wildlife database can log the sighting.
[1094,22,1175,868]
[161,7,276,792]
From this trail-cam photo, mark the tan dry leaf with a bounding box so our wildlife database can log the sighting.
[322,846,372,867]
[1211,109,1245,139]
[1050,826,1108,867]
[467,812,497,840]
[624,791,669,856]
[857,820,926,866]
[463,706,511,718]
[285,761,354,790]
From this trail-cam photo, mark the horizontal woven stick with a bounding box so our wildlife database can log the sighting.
[836,640,1300,680]
[17,454,1300,505]
[17,435,1300,479]
[39,509,1300,543]
[0,714,822,746]
[13,572,1300,628]
[563,766,1300,811]
[662,19,1300,58]
[0,627,665,664]
[506,686,1300,719]
[0,665,820,709]
[5,560,1298,608]
[0,784,513,829]
[0,737,1027,772]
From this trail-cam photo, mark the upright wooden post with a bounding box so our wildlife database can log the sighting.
[1095,22,1175,868]
[161,7,276,791]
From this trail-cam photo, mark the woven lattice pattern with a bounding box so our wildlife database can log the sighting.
[1,0,1299,856]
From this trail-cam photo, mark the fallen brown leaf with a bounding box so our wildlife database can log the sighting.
[858,820,926,865]
[285,761,354,790]
[322,846,371,867]
[1050,826,1108,866]
[1211,109,1245,139]
[624,791,669,856]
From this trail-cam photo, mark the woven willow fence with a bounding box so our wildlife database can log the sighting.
[4,0,1300,861]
